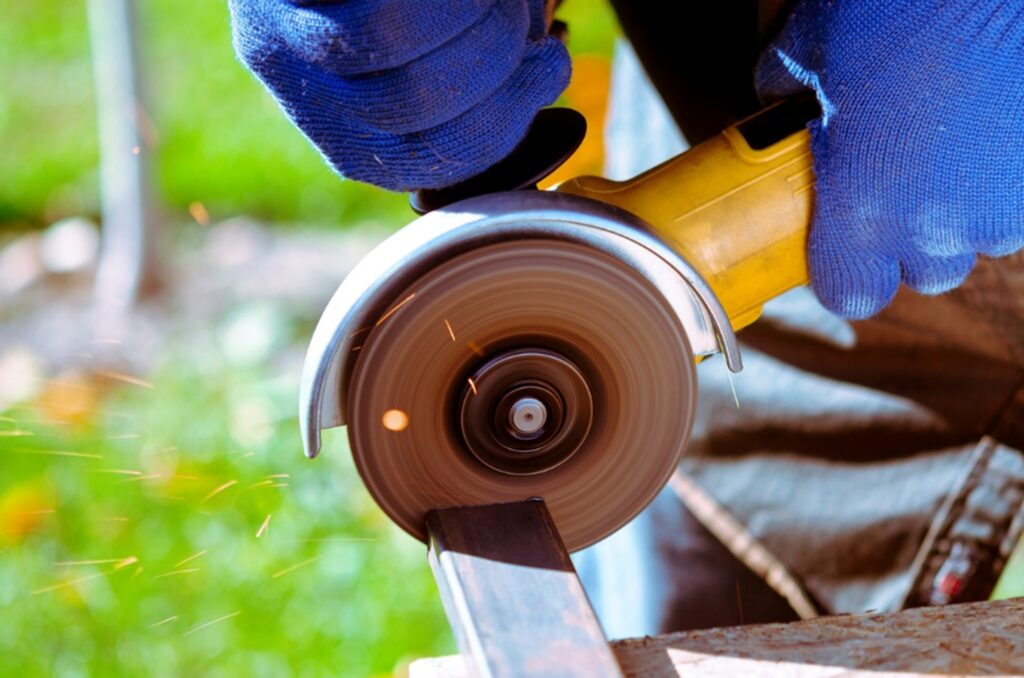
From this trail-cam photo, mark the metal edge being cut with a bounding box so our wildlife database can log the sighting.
[299,190,742,459]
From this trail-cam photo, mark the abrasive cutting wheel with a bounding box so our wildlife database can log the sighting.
[346,239,698,552]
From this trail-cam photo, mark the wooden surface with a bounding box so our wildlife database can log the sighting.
[411,597,1024,677]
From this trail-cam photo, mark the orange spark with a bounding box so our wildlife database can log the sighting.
[382,409,409,432]
[374,293,416,327]
[183,611,241,637]
[116,473,164,484]
[32,571,107,595]
[286,537,376,543]
[467,377,478,395]
[201,480,237,503]
[148,616,178,629]
[444,319,456,342]
[271,556,322,579]
[174,550,208,568]
[153,568,200,580]
[256,514,271,538]
[94,370,154,389]
[56,557,133,567]
[18,450,104,459]
[467,340,485,357]
[188,202,210,226]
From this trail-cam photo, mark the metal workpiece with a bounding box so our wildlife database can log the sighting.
[426,500,624,678]
[298,190,741,461]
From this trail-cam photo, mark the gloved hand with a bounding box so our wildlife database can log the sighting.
[229,0,570,191]
[757,0,1024,318]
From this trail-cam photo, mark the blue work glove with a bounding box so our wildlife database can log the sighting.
[757,0,1024,318]
[229,0,571,191]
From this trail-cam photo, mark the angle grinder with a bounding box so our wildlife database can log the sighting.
[299,95,819,552]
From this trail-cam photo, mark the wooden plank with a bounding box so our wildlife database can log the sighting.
[426,499,623,678]
[412,598,1024,677]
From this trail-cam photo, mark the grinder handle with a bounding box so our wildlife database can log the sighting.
[558,97,817,330]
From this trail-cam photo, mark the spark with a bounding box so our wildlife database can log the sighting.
[443,319,456,342]
[188,201,210,226]
[374,293,416,327]
[17,449,104,459]
[726,370,741,410]
[269,483,289,489]
[183,611,241,637]
[381,409,409,432]
[467,377,478,395]
[32,571,107,595]
[227,452,256,467]
[56,557,134,567]
[116,473,165,484]
[467,340,485,357]
[95,370,154,389]
[261,473,289,480]
[246,479,275,490]
[95,469,143,476]
[114,556,139,569]
[272,556,322,579]
[286,537,376,543]
[148,616,178,629]
[174,550,208,568]
[153,568,200,580]
[256,514,272,538]
[0,430,33,437]
[201,480,237,503]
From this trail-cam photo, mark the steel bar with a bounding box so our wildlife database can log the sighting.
[426,499,623,678]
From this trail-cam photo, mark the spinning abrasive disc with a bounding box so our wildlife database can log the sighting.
[346,239,698,551]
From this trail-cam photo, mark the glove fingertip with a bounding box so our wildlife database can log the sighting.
[809,237,901,320]
[900,252,976,295]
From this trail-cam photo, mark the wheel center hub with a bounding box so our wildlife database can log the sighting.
[458,348,593,475]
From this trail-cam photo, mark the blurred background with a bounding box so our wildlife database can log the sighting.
[0,1,616,675]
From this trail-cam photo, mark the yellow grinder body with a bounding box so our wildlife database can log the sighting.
[298,99,815,551]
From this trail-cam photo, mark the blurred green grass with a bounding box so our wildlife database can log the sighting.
[0,341,453,676]
[0,341,438,670]
[1,0,617,229]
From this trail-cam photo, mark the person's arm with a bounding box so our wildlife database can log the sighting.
[228,0,570,192]
[757,0,1024,318]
